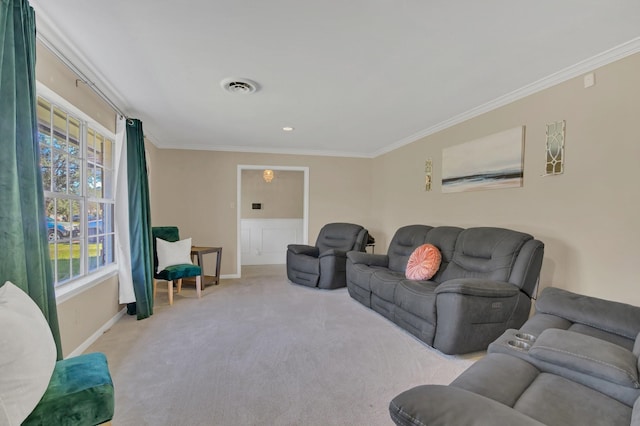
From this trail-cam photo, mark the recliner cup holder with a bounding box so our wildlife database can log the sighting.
[514,332,536,342]
[507,340,532,351]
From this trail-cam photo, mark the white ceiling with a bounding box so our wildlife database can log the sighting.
[30,1,640,158]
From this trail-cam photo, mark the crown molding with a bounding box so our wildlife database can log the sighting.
[30,3,640,161]
[373,37,640,158]
[32,3,132,117]
[150,140,373,159]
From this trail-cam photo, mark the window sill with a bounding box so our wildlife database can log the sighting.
[55,264,119,305]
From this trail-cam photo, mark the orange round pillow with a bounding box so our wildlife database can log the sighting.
[405,244,442,280]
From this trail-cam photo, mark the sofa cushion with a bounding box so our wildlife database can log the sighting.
[440,227,531,282]
[451,353,540,407]
[394,280,438,324]
[370,270,405,303]
[315,223,366,253]
[405,244,441,280]
[422,226,461,277]
[514,373,633,426]
[346,252,388,293]
[390,385,547,426]
[386,225,432,272]
[529,329,639,388]
[0,282,57,425]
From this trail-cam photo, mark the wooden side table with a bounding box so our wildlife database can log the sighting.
[189,246,222,288]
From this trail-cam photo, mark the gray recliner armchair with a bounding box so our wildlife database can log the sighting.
[287,223,369,290]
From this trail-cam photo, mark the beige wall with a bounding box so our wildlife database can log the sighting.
[241,170,304,219]
[148,151,372,276]
[56,275,119,357]
[35,33,640,353]
[35,42,116,133]
[36,40,122,357]
[371,53,640,306]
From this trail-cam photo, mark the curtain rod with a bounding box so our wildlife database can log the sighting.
[36,32,129,119]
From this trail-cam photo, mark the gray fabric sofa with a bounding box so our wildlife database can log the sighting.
[390,287,640,426]
[287,222,368,289]
[346,225,544,354]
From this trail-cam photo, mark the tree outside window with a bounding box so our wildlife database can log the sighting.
[37,95,115,285]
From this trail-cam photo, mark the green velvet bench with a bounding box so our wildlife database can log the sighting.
[22,352,114,426]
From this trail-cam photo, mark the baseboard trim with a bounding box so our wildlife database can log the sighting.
[221,274,240,279]
[66,307,127,358]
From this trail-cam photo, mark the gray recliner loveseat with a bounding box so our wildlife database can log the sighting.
[390,287,640,426]
[346,225,544,354]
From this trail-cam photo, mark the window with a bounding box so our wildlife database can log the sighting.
[37,94,116,286]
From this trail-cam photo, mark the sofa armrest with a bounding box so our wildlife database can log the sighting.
[287,244,319,257]
[435,278,520,298]
[529,329,639,388]
[390,385,545,426]
[433,279,528,354]
[508,238,544,298]
[346,251,389,267]
[536,287,640,340]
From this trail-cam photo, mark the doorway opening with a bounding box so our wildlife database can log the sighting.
[236,165,309,278]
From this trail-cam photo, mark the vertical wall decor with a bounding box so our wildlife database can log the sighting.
[442,126,524,193]
[545,120,565,175]
[424,158,432,191]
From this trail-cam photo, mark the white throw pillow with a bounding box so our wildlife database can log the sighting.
[156,237,193,273]
[0,281,57,426]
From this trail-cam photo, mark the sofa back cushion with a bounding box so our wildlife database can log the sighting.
[536,287,640,343]
[440,227,532,283]
[316,223,367,253]
[424,226,463,282]
[387,225,433,272]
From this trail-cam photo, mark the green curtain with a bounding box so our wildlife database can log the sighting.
[0,0,62,358]
[125,119,154,319]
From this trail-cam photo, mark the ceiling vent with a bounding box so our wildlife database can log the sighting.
[220,78,259,94]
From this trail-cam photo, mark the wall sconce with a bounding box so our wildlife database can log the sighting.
[544,120,565,176]
[424,158,432,191]
[263,169,274,183]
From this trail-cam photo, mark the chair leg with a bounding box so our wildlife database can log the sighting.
[153,278,157,301]
[176,278,183,294]
[196,275,202,299]
[168,281,174,305]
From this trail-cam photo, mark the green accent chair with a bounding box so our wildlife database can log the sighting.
[152,226,202,305]
[22,352,114,426]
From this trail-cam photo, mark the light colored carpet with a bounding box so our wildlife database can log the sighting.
[87,265,482,426]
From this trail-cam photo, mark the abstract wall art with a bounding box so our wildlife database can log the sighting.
[442,126,524,193]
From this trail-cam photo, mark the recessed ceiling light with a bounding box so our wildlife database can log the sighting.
[282,126,294,132]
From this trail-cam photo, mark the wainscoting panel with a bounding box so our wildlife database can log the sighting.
[241,219,303,265]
